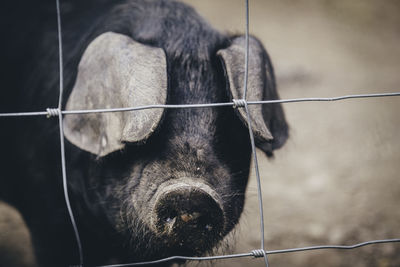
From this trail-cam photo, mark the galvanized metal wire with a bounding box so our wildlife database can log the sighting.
[1,92,400,118]
[56,0,84,265]
[0,0,399,267]
[242,0,269,265]
[93,238,400,267]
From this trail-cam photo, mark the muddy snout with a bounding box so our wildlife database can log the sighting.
[151,181,224,251]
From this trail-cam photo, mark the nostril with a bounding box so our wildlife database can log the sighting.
[162,210,177,224]
[165,216,174,223]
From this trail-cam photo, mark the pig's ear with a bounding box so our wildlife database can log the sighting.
[217,36,288,156]
[64,32,167,157]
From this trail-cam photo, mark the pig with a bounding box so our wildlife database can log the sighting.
[0,0,288,266]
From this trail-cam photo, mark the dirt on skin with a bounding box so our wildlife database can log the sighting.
[1,0,400,266]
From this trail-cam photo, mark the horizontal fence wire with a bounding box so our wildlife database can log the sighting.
[1,0,400,267]
[94,238,400,267]
[0,92,400,118]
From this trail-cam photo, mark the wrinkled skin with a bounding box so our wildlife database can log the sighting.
[0,0,287,266]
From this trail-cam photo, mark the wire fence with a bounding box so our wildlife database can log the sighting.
[1,0,400,266]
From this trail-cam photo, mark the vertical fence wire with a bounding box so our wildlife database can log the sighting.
[55,0,84,265]
[242,0,269,266]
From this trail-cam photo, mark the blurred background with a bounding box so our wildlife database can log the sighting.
[1,0,399,266]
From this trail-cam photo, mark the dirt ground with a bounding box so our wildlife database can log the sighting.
[1,0,400,266]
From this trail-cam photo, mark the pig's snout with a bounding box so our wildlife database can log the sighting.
[151,181,224,251]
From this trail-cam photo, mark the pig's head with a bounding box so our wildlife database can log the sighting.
[62,6,288,261]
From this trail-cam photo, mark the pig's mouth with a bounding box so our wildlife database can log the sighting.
[149,179,226,254]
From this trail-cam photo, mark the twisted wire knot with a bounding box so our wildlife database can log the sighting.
[46,108,61,118]
[232,99,247,108]
[251,249,266,258]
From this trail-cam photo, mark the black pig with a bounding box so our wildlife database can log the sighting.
[0,0,288,266]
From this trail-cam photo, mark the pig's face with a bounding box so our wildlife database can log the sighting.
[62,3,288,260]
[90,104,252,257]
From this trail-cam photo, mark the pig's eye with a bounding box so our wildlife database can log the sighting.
[64,32,168,157]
